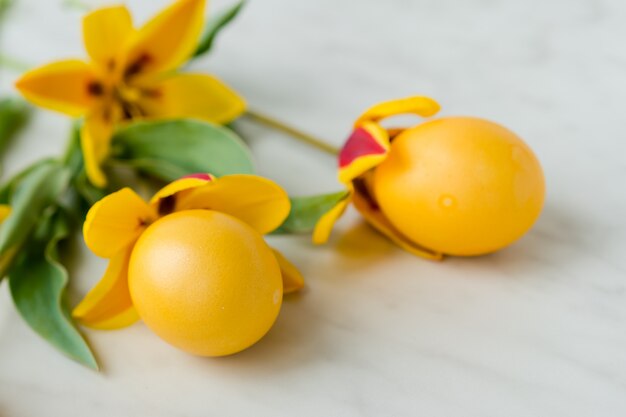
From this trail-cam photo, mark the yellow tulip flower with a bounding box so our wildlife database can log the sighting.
[15,0,246,187]
[73,173,304,331]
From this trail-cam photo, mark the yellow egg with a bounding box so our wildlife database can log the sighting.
[373,117,545,256]
[128,210,282,356]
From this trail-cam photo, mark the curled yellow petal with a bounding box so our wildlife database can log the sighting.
[124,0,206,76]
[337,121,390,185]
[141,73,246,125]
[177,175,291,235]
[84,187,156,258]
[73,246,139,330]
[83,5,134,70]
[149,173,214,210]
[81,110,115,188]
[271,248,305,294]
[0,205,10,223]
[312,195,351,244]
[355,96,440,127]
[15,60,97,117]
[352,183,443,261]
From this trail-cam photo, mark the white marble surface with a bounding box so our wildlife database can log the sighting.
[1,0,626,415]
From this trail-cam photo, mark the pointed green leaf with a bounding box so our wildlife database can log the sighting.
[111,119,254,182]
[62,121,85,177]
[116,157,190,182]
[274,191,350,234]
[193,0,246,58]
[0,158,55,204]
[9,210,98,370]
[74,170,107,206]
[0,160,70,281]
[0,160,70,255]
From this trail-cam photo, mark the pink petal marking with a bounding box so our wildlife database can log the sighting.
[338,127,386,168]
[181,173,213,181]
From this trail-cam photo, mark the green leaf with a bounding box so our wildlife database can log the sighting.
[0,98,30,159]
[274,190,350,234]
[74,170,107,206]
[0,160,69,253]
[0,160,70,274]
[111,119,255,182]
[62,121,85,178]
[0,158,55,204]
[193,0,246,58]
[9,210,98,370]
[117,157,190,182]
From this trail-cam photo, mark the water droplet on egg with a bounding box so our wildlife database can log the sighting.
[438,194,457,209]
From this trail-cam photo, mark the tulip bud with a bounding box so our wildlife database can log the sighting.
[314,97,545,259]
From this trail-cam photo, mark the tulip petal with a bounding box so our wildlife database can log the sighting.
[15,60,97,117]
[271,248,304,294]
[0,205,10,223]
[352,181,443,261]
[142,73,246,125]
[312,194,351,244]
[83,5,134,69]
[337,96,441,186]
[355,96,440,126]
[124,0,206,76]
[338,122,389,185]
[81,110,115,188]
[73,246,139,330]
[149,173,214,213]
[84,187,155,258]
[177,175,290,235]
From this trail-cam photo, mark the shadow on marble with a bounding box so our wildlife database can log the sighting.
[335,221,398,262]
[321,201,592,284]
[313,221,406,283]
[442,201,591,278]
[167,297,328,376]
[57,202,591,377]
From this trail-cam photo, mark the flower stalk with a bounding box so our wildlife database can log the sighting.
[245,109,340,156]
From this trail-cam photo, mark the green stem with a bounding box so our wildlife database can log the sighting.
[245,109,340,156]
[62,0,90,11]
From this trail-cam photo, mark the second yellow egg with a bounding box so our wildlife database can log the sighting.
[373,117,545,256]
